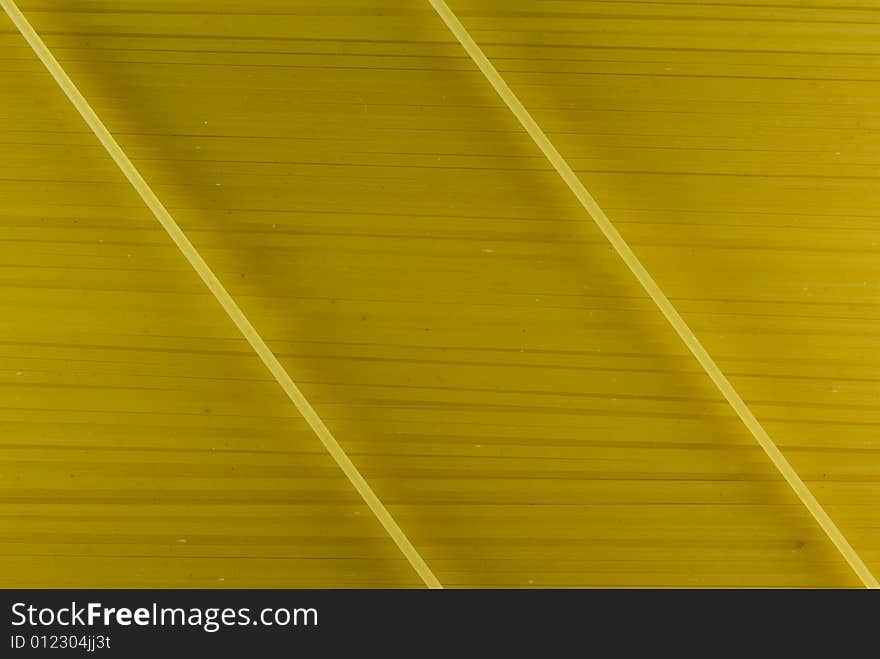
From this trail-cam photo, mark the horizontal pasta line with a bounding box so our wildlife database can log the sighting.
[0,30,465,45]
[3,55,876,81]
[3,460,877,479]
[3,46,471,59]
[23,8,432,17]
[5,202,880,225]
[4,206,880,230]
[1,218,877,238]
[11,0,880,14]
[0,406,737,426]
[3,377,877,413]
[21,220,834,241]
[0,533,853,545]
[3,398,861,428]
[4,363,880,394]
[506,70,880,82]
[5,124,873,143]
[4,231,880,257]
[480,41,880,57]
[15,3,880,22]
[5,163,880,181]
[0,541,407,553]
[0,406,305,421]
[5,335,880,367]
[0,62,481,73]
[522,0,880,14]
[317,397,880,416]
[0,474,869,486]
[5,144,876,159]
[5,297,880,339]
[0,492,870,505]
[3,281,878,322]
[4,46,876,73]
[10,83,880,119]
[0,171,880,192]
[4,438,877,457]
[3,558,854,576]
[0,554,412,565]
[0,338,254,357]
[0,443,321,457]
[577,0,879,10]
[9,56,880,81]
[5,30,879,57]
[7,354,880,386]
[470,15,880,27]
[0,420,791,443]
[15,133,880,155]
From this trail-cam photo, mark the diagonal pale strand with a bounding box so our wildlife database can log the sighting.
[0,0,442,590]
[426,0,878,589]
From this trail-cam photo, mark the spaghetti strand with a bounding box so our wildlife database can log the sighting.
[1,0,441,589]
[426,0,878,589]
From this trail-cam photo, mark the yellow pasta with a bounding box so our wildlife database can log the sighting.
[0,0,877,588]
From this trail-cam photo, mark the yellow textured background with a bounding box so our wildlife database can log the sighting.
[0,0,877,587]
